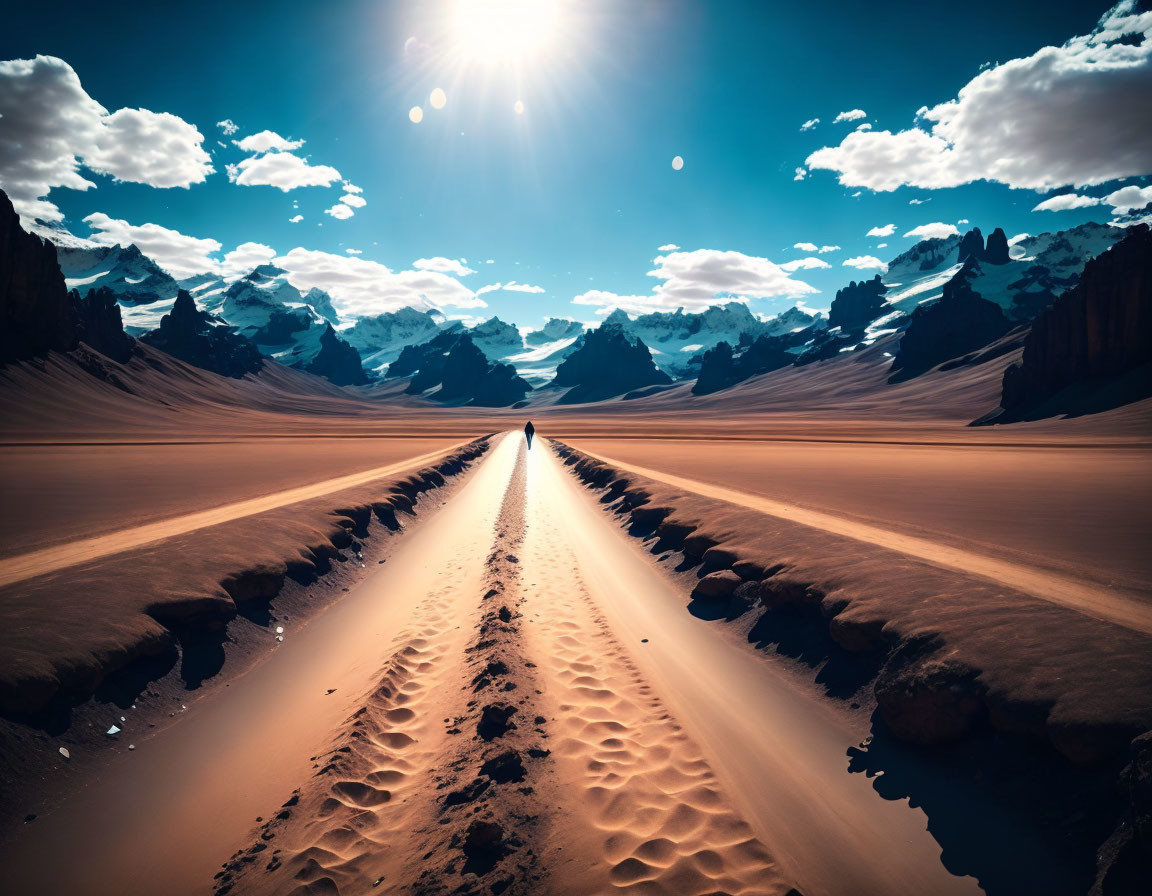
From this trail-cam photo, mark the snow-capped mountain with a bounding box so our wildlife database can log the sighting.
[525,318,584,345]
[341,307,449,374]
[56,243,181,308]
[761,305,827,337]
[465,316,524,359]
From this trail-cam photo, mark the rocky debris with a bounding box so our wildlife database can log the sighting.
[304,324,369,386]
[477,703,518,740]
[0,187,79,364]
[551,323,670,403]
[74,286,134,362]
[480,749,526,783]
[141,290,264,378]
[461,820,507,876]
[828,274,888,335]
[890,259,1012,380]
[988,224,1152,421]
[690,570,743,601]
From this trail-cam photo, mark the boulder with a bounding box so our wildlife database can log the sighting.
[691,570,742,601]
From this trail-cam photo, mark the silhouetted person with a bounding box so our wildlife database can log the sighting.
[524,420,535,449]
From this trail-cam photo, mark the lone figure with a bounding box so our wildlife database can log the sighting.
[524,420,535,449]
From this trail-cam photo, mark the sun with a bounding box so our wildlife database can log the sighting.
[449,0,564,64]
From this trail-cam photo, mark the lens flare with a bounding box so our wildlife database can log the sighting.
[430,87,447,109]
[409,106,424,123]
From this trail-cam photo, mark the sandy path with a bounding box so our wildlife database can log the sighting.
[5,431,1029,895]
[0,440,468,588]
[570,447,1152,635]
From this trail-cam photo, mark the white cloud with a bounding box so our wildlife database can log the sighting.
[342,182,363,194]
[818,245,840,253]
[503,281,545,293]
[233,130,304,154]
[217,119,239,136]
[842,255,888,271]
[855,122,872,131]
[793,241,818,252]
[807,4,1152,193]
[658,243,679,251]
[867,223,896,237]
[219,241,277,279]
[274,247,486,316]
[800,118,820,131]
[909,198,929,205]
[413,257,476,276]
[345,248,362,255]
[0,55,213,224]
[573,248,817,315]
[1105,183,1152,212]
[325,202,355,220]
[877,242,888,248]
[780,257,831,271]
[957,218,969,224]
[1008,232,1030,245]
[1033,192,1103,212]
[289,214,303,223]
[834,109,867,123]
[339,192,367,208]
[229,151,342,191]
[904,222,961,240]
[793,167,807,181]
[81,212,222,279]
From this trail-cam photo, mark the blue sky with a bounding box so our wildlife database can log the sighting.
[2,0,1148,327]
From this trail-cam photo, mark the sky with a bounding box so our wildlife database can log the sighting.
[2,0,1150,329]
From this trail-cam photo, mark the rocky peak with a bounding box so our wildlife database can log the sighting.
[828,274,887,334]
[141,289,263,378]
[551,325,670,403]
[75,286,134,363]
[984,227,1010,265]
[305,324,368,386]
[957,228,985,264]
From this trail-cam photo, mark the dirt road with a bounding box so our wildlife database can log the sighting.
[6,432,1080,895]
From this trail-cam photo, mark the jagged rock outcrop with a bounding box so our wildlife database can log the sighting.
[75,286,134,363]
[551,324,670,404]
[0,188,79,363]
[984,227,1010,265]
[141,289,264,378]
[304,324,369,386]
[395,332,530,405]
[958,227,986,264]
[692,332,797,395]
[991,225,1152,419]
[828,274,888,334]
[957,226,1010,266]
[890,260,1012,380]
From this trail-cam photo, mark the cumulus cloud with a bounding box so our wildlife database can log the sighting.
[793,167,807,181]
[219,241,277,279]
[502,281,545,293]
[833,109,867,123]
[233,130,304,153]
[658,243,679,251]
[800,118,820,131]
[345,248,362,255]
[229,150,342,191]
[289,214,303,223]
[0,55,213,224]
[793,241,819,252]
[324,202,355,220]
[842,255,888,271]
[274,247,486,316]
[82,212,222,278]
[818,245,840,253]
[867,223,896,237]
[904,222,961,240]
[807,3,1152,193]
[1033,192,1104,212]
[780,257,831,271]
[217,119,239,135]
[1104,183,1152,212]
[413,257,476,276]
[573,248,817,315]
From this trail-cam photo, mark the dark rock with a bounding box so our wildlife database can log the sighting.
[890,260,1012,380]
[304,324,368,386]
[477,703,517,740]
[141,290,263,378]
[0,187,79,363]
[690,570,742,601]
[875,656,986,744]
[444,777,490,807]
[692,331,799,395]
[480,749,526,783]
[957,227,985,264]
[462,820,506,876]
[551,324,670,404]
[394,332,530,405]
[75,286,134,362]
[828,274,888,335]
[984,227,1010,265]
[993,225,1152,420]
